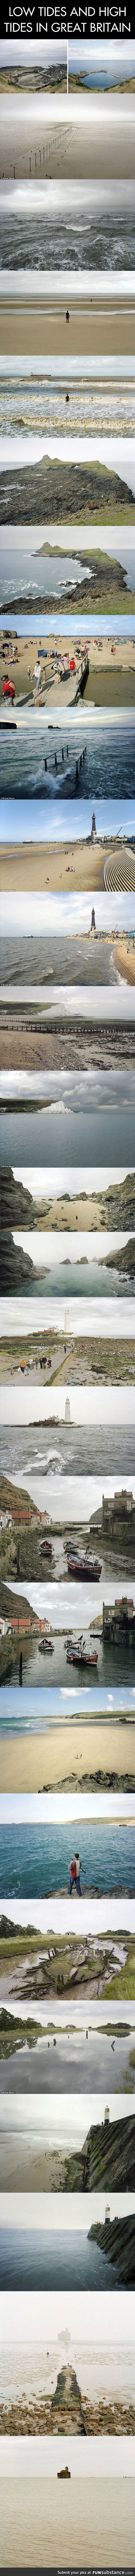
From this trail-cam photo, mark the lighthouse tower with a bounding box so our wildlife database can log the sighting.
[91,812,96,842]
[65,1397,71,1422]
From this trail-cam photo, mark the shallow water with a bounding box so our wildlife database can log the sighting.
[1,1819,134,1899]
[1,719,134,800]
[1,2475,135,2572]
[9,1261,134,1300]
[1,380,135,440]
[0,2224,119,2291]
[1,1630,135,1689]
[1,2028,134,2093]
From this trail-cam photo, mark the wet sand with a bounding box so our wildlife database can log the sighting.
[1,92,135,181]
[1,301,134,360]
[1,837,135,896]
[1,1028,134,1076]
[1,1720,135,1793]
[1,2474,135,2569]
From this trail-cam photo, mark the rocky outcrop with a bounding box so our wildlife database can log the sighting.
[64,2115,135,2195]
[89,2218,135,2285]
[51,2367,86,2433]
[0,1232,35,1291]
[1,459,134,527]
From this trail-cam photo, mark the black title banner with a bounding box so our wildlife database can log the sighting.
[1,5,134,41]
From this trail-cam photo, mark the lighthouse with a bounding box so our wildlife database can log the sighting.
[91,812,96,842]
[90,907,96,934]
[65,1397,71,1421]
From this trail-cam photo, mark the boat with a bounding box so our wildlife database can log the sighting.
[66,1547,102,1580]
[39,1538,54,1559]
[38,1635,54,1654]
[66,1641,98,1667]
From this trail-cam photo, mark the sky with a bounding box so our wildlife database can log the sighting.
[1,798,135,843]
[1,992,135,1024]
[1,1992,134,2029]
[1,1895,134,1935]
[1,2434,135,2481]
[1,2284,134,2362]
[4,1570,135,1626]
[1,1383,135,1427]
[1,614,135,638]
[1,890,135,936]
[1,432,135,479]
[1,1686,134,1723]
[1,2191,134,2229]
[12,1225,134,1259]
[1,39,135,75]
[1,1294,134,1336]
[8,1158,135,1191]
[1,1788,135,1823]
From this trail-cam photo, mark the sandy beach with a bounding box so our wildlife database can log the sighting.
[1,93,135,181]
[1,838,135,896]
[1,633,135,714]
[1,1722,135,1794]
[1,299,135,361]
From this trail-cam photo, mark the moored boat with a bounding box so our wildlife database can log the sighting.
[66,1642,98,1667]
[66,1549,102,1580]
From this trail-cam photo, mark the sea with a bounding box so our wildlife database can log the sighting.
[1,718,134,800]
[1,542,135,616]
[2,1262,133,1301]
[1,1422,135,1479]
[1,214,134,269]
[0,2225,119,2291]
[1,382,135,440]
[1,1819,134,1899]
[0,933,131,987]
[1,1068,134,1165]
[1,2475,135,2574]
[1,2026,134,2095]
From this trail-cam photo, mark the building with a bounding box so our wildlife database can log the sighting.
[0,1510,12,1531]
[102,1488,135,1531]
[103,1594,135,1642]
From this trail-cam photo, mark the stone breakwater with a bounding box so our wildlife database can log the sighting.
[1,2401,135,2437]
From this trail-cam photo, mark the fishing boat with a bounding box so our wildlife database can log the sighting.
[39,1538,54,1559]
[66,1547,102,1580]
[66,1639,98,1668]
[38,1634,54,1654]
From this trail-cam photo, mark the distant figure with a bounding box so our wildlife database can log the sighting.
[66,393,69,404]
[66,308,69,324]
